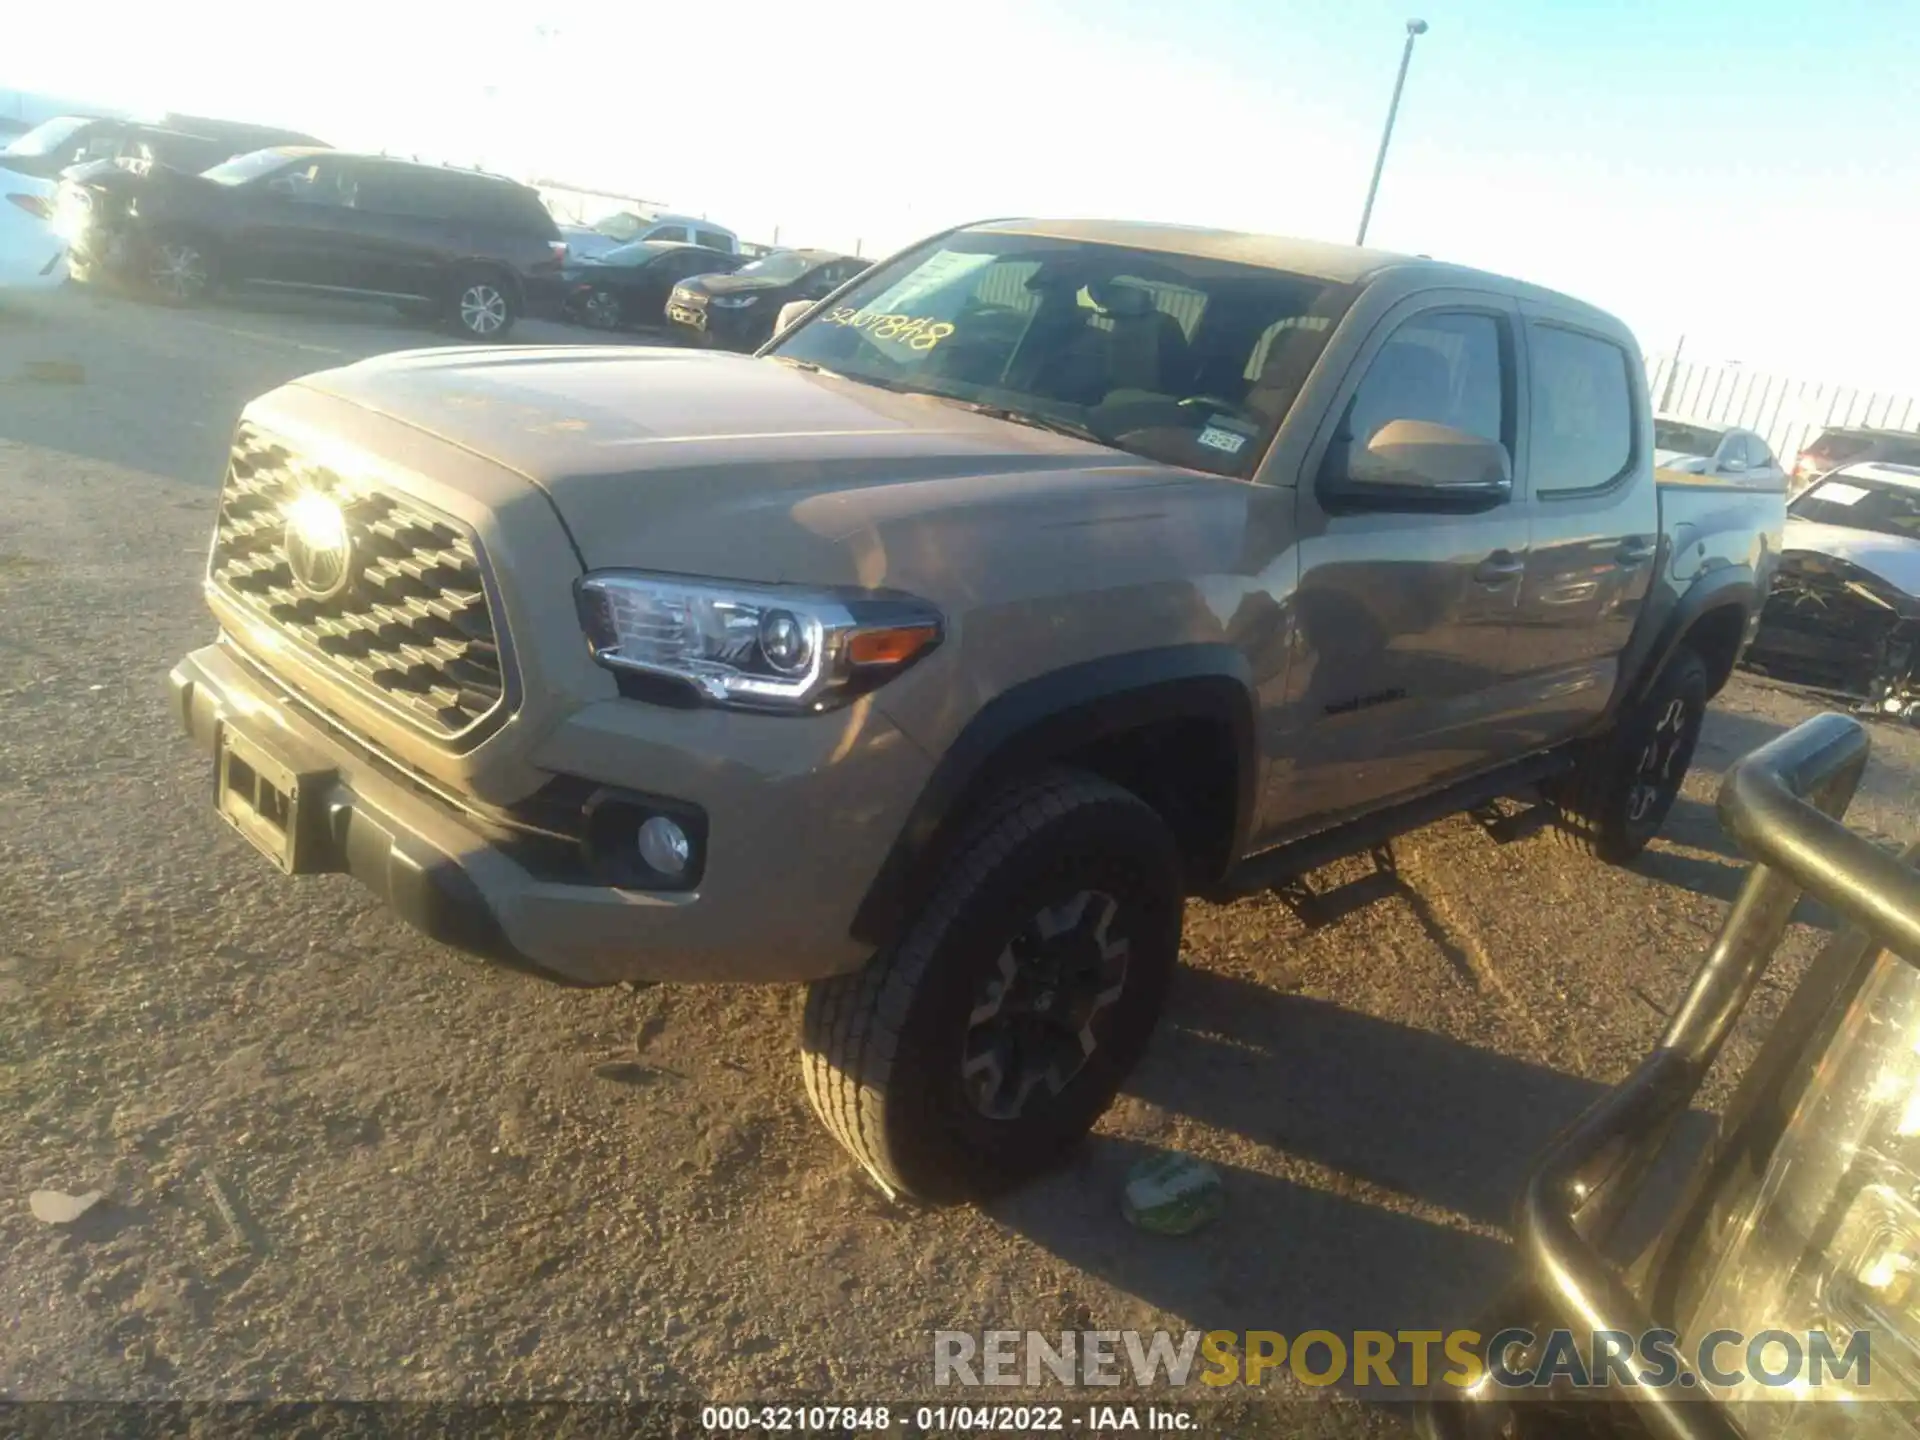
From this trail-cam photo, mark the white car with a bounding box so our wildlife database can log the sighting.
[0,166,65,292]
[1652,414,1788,487]
[1743,461,1920,719]
[560,210,739,262]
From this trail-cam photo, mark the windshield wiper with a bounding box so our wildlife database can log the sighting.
[927,398,1107,446]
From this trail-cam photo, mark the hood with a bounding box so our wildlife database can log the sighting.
[0,151,62,180]
[291,347,1191,579]
[682,269,792,298]
[1653,449,1709,474]
[1781,518,1920,599]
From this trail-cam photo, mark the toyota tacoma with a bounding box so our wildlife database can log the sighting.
[168,218,1786,1202]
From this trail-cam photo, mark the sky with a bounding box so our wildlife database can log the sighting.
[7,0,1918,393]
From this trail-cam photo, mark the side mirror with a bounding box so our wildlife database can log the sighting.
[773,298,814,338]
[1324,418,1513,512]
[1718,455,1749,474]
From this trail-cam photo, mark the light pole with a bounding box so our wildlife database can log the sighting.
[1355,18,1429,247]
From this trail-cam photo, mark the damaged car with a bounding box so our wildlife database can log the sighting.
[1742,460,1920,721]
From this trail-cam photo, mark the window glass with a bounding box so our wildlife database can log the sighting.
[769,229,1358,480]
[1343,311,1506,449]
[695,230,732,250]
[647,224,690,243]
[1528,324,1635,493]
[272,159,357,206]
[1790,475,1920,539]
[1749,435,1776,469]
[1717,435,1751,470]
[1653,419,1723,458]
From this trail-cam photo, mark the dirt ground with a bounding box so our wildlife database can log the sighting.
[2,284,1916,1431]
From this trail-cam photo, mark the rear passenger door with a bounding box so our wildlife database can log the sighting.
[1501,309,1660,746]
[1271,295,1533,830]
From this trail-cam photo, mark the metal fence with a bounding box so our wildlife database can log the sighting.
[1645,352,1920,465]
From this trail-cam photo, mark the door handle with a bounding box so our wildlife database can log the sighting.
[1474,550,1526,585]
[1614,539,1658,567]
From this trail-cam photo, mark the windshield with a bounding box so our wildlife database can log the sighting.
[201,148,297,185]
[593,211,652,242]
[1790,472,1920,539]
[594,242,665,268]
[1654,419,1725,457]
[768,228,1358,479]
[2,115,92,158]
[734,251,817,284]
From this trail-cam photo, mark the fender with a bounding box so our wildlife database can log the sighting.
[850,645,1259,950]
[1607,566,1759,726]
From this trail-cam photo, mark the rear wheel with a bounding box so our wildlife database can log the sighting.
[1548,647,1709,863]
[800,770,1184,1203]
[448,270,517,340]
[144,235,213,304]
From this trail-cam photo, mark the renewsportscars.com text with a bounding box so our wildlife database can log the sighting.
[932,1328,1871,1392]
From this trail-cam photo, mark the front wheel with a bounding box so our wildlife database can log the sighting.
[1548,647,1709,864]
[144,236,214,305]
[801,770,1184,1203]
[580,287,623,330]
[449,272,517,340]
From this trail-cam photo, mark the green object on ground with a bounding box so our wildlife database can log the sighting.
[1122,1152,1224,1235]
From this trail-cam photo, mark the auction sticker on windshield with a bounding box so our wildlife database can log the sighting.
[821,308,954,352]
[1811,481,1869,505]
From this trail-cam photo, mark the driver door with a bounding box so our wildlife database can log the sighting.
[1261,296,1533,837]
[232,156,364,287]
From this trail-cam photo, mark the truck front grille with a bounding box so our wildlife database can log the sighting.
[208,422,510,743]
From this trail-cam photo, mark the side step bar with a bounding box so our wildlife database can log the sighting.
[1210,749,1575,899]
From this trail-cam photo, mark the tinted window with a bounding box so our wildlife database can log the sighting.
[1343,311,1506,450]
[694,229,732,251]
[770,229,1358,480]
[1528,325,1634,493]
[1717,435,1751,470]
[648,224,690,243]
[1653,419,1723,458]
[1747,435,1776,469]
[1790,474,1920,539]
[273,158,358,206]
[1807,430,1873,464]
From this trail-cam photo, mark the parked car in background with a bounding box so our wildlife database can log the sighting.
[1789,423,1920,497]
[0,114,325,182]
[60,148,566,338]
[1742,461,1920,722]
[560,240,745,331]
[560,209,739,262]
[1651,415,1787,486]
[664,248,868,351]
[0,169,67,291]
[0,89,130,142]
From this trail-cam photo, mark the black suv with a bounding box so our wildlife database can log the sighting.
[0,114,325,180]
[62,148,565,339]
[1791,424,1920,493]
[665,248,869,351]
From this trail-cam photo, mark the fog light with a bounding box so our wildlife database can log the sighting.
[637,815,691,876]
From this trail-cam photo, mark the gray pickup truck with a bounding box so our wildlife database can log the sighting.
[169,218,1785,1202]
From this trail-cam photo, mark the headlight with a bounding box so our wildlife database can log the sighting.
[710,294,759,309]
[575,572,942,713]
[1680,944,1920,1429]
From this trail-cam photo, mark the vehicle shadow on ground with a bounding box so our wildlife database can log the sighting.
[992,967,1717,1345]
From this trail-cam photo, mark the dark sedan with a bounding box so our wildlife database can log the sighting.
[560,241,745,331]
[664,248,868,351]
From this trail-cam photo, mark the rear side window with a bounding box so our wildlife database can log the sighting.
[1528,324,1635,493]
[648,224,690,243]
[1808,430,1872,463]
[695,229,732,251]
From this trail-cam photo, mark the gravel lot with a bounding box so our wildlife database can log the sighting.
[2,283,1916,1430]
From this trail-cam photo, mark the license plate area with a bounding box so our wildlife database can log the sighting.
[669,306,704,328]
[216,722,336,875]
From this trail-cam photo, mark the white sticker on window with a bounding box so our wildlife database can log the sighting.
[1812,481,1869,506]
[1197,425,1248,455]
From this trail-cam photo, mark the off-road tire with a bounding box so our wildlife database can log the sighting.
[800,769,1184,1204]
[1548,646,1710,864]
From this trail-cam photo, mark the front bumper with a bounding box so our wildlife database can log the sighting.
[169,640,920,986]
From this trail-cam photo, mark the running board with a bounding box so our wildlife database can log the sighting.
[1210,750,1576,900]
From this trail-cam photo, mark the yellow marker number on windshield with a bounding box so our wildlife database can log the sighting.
[822,308,955,352]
